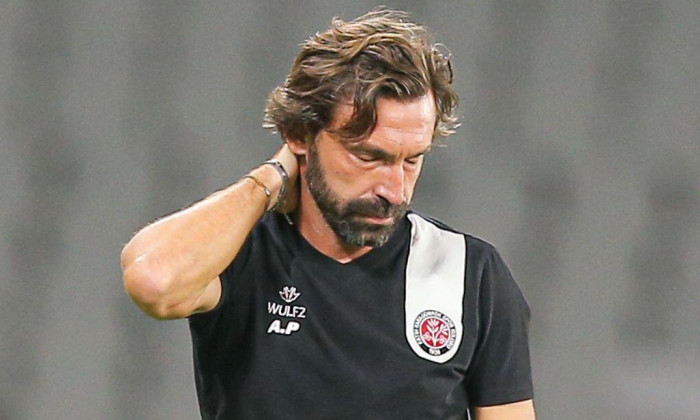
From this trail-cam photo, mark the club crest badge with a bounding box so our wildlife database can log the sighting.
[413,310,457,356]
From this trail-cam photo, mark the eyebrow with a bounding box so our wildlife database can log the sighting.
[409,145,432,158]
[350,144,432,161]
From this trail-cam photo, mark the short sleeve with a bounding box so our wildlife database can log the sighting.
[465,247,534,407]
[188,233,254,325]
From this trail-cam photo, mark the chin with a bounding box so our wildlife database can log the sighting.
[337,223,395,248]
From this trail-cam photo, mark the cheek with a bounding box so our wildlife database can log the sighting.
[310,160,366,203]
[403,166,423,198]
[325,161,355,187]
[329,157,375,191]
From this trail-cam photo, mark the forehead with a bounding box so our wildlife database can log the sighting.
[333,93,437,151]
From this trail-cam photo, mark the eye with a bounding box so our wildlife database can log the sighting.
[405,155,422,166]
[354,152,381,163]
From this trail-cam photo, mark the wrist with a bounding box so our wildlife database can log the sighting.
[262,159,289,212]
[248,165,284,212]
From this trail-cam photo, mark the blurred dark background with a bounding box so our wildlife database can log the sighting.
[1,1,698,419]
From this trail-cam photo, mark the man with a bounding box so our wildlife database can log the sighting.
[121,8,535,420]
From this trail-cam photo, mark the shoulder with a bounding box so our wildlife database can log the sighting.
[406,211,499,261]
[244,212,299,255]
[405,211,505,287]
[189,213,296,322]
[253,212,289,240]
[406,212,518,294]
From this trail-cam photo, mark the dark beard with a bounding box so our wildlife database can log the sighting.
[305,143,408,248]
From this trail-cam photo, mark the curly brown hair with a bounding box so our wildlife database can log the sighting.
[263,8,459,144]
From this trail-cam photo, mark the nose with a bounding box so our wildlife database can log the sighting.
[375,163,406,205]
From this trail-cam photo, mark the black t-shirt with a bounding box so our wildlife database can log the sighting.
[188,211,533,419]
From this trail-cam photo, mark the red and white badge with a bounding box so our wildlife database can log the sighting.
[413,310,457,356]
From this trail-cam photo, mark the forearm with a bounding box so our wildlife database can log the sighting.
[473,400,536,420]
[121,163,283,319]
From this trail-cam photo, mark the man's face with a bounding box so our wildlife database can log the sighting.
[304,93,436,248]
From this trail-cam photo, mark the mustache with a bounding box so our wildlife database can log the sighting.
[343,197,408,219]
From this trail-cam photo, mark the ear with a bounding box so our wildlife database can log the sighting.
[284,133,312,157]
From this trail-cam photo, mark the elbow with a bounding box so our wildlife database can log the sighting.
[121,252,178,320]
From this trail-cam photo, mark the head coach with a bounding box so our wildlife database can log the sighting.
[121,8,535,420]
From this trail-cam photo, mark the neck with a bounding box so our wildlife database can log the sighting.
[295,190,372,263]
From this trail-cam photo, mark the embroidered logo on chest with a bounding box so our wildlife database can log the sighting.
[279,286,300,303]
[266,286,306,336]
[413,310,457,356]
